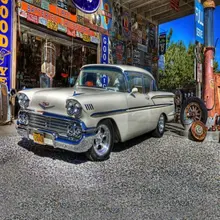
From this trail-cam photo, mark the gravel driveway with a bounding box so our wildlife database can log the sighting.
[0,130,219,220]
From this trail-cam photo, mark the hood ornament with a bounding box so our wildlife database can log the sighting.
[39,101,54,109]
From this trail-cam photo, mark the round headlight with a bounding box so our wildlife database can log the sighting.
[66,100,82,118]
[17,93,30,109]
[18,111,29,125]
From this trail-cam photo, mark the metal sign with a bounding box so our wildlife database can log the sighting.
[195,0,204,44]
[71,0,100,14]
[159,33,166,55]
[0,0,13,91]
[101,35,109,64]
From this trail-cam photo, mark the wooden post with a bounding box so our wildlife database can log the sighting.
[12,0,17,90]
[11,0,18,120]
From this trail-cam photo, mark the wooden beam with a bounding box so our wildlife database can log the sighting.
[121,0,135,5]
[144,0,194,19]
[157,8,194,24]
[137,0,169,14]
[129,0,159,10]
[152,2,194,20]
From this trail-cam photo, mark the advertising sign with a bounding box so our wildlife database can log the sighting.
[195,0,204,44]
[101,0,112,31]
[159,33,166,55]
[72,0,100,14]
[0,0,13,90]
[101,34,109,64]
[122,11,130,40]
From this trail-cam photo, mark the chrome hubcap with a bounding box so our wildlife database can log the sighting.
[93,124,111,156]
[158,115,165,133]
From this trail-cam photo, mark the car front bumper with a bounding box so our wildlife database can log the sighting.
[16,125,97,153]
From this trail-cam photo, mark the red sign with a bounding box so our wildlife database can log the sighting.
[67,29,76,37]
[27,13,39,24]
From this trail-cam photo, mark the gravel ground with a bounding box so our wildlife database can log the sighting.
[0,130,219,220]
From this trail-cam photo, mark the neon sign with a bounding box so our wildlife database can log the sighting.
[0,0,13,90]
[72,0,100,14]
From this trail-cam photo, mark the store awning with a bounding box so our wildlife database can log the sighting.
[121,0,220,24]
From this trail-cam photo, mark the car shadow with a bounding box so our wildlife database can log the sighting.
[18,138,88,164]
[18,133,153,163]
[113,133,152,152]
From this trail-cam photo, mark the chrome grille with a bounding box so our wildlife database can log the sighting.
[28,113,73,136]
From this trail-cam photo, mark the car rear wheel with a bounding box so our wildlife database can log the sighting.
[152,114,165,138]
[86,120,114,161]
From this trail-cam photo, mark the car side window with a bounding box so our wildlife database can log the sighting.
[143,75,156,93]
[126,72,143,93]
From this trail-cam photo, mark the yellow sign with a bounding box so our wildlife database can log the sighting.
[0,0,12,89]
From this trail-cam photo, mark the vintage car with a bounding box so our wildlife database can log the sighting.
[16,64,175,161]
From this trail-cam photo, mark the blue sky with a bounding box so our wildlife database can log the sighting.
[159,6,220,64]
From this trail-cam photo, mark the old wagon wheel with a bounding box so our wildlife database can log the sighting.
[180,97,208,127]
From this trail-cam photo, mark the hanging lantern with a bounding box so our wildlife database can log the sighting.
[41,41,56,79]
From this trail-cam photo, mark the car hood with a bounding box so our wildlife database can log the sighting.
[18,87,122,115]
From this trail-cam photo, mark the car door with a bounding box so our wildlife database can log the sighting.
[143,74,158,130]
[126,71,154,139]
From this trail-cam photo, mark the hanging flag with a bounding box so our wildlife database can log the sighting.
[170,0,180,12]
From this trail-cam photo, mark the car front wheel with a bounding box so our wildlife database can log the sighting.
[152,114,165,138]
[86,120,114,161]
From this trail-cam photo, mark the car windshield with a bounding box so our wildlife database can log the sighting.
[75,67,127,92]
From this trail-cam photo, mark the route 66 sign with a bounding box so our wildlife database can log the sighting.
[159,33,166,55]
[72,0,100,14]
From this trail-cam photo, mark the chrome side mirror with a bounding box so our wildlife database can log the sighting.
[131,87,138,93]
[130,87,138,96]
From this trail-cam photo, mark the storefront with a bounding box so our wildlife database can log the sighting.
[6,0,159,90]
[16,0,107,89]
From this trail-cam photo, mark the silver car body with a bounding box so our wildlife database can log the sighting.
[16,64,175,153]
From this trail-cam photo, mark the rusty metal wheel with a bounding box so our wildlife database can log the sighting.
[180,97,207,127]
[190,121,207,142]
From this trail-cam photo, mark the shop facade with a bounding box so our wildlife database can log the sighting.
[16,0,106,89]
[1,0,159,91]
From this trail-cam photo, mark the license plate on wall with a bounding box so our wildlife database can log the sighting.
[33,133,44,145]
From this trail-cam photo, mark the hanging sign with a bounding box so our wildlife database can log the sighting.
[101,35,109,64]
[195,0,204,44]
[159,33,166,55]
[101,0,112,30]
[0,0,13,90]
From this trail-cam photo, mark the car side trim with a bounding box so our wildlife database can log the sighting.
[91,103,173,117]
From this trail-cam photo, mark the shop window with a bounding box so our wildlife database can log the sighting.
[16,28,97,90]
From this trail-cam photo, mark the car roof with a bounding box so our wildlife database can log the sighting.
[82,64,155,79]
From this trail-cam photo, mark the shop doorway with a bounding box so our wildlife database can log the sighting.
[16,26,97,90]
